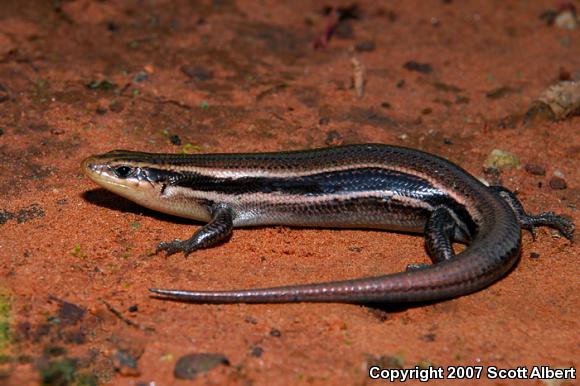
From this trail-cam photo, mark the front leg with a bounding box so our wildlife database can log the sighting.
[490,186,575,241]
[156,205,234,256]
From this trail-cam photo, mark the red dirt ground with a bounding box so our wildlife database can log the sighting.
[0,1,578,385]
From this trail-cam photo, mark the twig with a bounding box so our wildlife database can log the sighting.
[352,57,365,99]
[103,300,155,333]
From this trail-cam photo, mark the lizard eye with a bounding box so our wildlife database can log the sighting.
[113,165,136,178]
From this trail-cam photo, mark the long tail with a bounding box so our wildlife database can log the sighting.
[148,240,520,304]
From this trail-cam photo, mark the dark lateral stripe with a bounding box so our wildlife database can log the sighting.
[163,165,477,237]
[148,167,441,197]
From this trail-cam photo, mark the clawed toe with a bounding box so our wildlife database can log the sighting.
[536,212,575,241]
[156,239,200,256]
[522,224,538,241]
[556,219,575,241]
[518,211,575,242]
[156,240,185,256]
[182,245,197,257]
[406,263,430,272]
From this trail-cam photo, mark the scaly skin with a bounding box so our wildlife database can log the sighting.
[81,144,574,303]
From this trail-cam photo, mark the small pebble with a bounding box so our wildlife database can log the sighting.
[527,81,580,123]
[529,252,540,259]
[128,304,138,313]
[107,22,118,31]
[539,10,558,26]
[559,67,572,81]
[169,134,182,146]
[555,10,578,30]
[403,61,433,74]
[483,149,521,170]
[381,102,391,108]
[523,102,555,125]
[270,328,282,337]
[421,333,436,342]
[113,349,140,376]
[133,71,148,83]
[250,346,264,357]
[549,176,567,190]
[174,353,230,380]
[244,315,258,324]
[57,300,85,325]
[524,164,546,176]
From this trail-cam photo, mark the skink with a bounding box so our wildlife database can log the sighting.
[81,144,574,303]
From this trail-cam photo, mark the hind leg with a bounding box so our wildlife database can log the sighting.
[489,186,575,241]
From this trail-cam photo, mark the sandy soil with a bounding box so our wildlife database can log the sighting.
[0,0,578,385]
